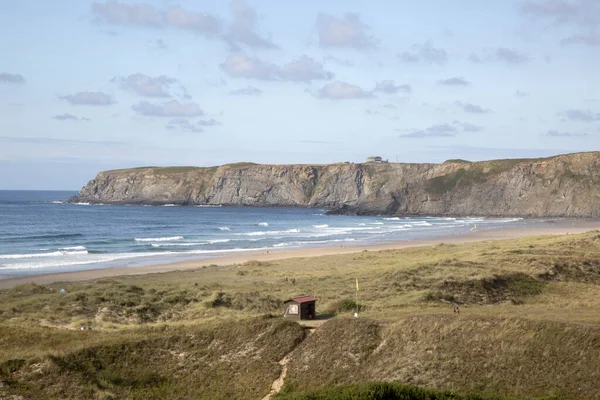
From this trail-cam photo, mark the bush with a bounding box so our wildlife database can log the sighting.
[274,381,506,400]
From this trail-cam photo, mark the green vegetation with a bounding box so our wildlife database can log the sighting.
[444,159,472,164]
[426,273,546,305]
[1,319,305,399]
[424,157,564,195]
[2,232,600,398]
[152,166,202,174]
[426,168,468,194]
[275,381,550,400]
[224,161,259,169]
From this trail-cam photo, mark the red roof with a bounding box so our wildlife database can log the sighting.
[286,295,316,304]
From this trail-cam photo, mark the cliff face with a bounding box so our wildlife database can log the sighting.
[71,152,600,218]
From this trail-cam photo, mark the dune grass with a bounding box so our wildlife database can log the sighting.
[1,231,600,398]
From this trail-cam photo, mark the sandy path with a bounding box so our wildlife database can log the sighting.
[261,354,291,400]
[262,327,316,400]
[1,220,598,289]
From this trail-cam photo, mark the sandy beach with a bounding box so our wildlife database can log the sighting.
[1,219,598,289]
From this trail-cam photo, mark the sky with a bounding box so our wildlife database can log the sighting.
[0,0,599,190]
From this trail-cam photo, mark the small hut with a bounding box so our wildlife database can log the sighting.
[283,295,316,320]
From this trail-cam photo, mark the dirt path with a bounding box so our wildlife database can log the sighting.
[261,354,291,400]
[261,327,315,400]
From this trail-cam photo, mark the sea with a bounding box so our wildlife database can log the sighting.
[0,190,535,278]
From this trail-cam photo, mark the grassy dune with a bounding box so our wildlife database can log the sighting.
[1,232,600,399]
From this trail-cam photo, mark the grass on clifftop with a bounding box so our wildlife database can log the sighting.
[2,232,600,399]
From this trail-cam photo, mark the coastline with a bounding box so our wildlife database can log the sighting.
[1,219,598,290]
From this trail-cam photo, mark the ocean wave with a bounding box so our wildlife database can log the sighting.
[257,222,269,227]
[0,252,155,270]
[60,246,87,251]
[384,217,401,221]
[218,227,231,231]
[371,222,384,225]
[1,233,85,242]
[273,238,357,248]
[194,204,222,208]
[135,236,184,242]
[162,204,179,207]
[51,201,64,204]
[412,221,433,226]
[313,224,329,228]
[0,250,88,259]
[207,239,231,244]
[151,242,206,248]
[1,247,271,271]
[74,202,90,206]
[242,229,300,236]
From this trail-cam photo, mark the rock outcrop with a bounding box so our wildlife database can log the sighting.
[70,152,600,218]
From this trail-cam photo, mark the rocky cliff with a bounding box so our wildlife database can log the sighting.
[70,152,600,218]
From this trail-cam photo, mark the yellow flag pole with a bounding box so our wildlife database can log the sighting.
[355,278,359,318]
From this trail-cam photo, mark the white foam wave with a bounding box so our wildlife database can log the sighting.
[242,229,300,236]
[371,222,384,225]
[162,204,179,207]
[273,238,357,248]
[207,239,231,244]
[257,222,269,227]
[313,224,329,228]
[218,227,231,231]
[135,236,183,242]
[74,202,90,206]
[151,242,206,248]
[411,221,433,226]
[52,201,64,204]
[194,204,222,208]
[0,250,88,259]
[384,217,401,221]
[60,246,87,251]
[1,247,271,271]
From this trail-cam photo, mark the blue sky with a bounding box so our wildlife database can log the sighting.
[0,0,598,189]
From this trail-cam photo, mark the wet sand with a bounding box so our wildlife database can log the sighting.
[1,219,598,289]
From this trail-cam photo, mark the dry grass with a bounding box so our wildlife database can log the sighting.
[285,315,600,399]
[2,231,600,398]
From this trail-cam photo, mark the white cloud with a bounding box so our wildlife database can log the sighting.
[60,92,115,105]
[316,13,377,49]
[229,86,263,96]
[226,0,276,49]
[0,72,25,84]
[438,77,471,86]
[163,6,221,36]
[53,113,91,121]
[220,53,279,80]
[132,100,204,117]
[469,47,530,65]
[92,1,161,27]
[279,56,333,82]
[454,101,493,114]
[373,81,411,94]
[398,41,448,65]
[398,123,458,138]
[221,54,333,82]
[112,73,178,97]
[559,108,600,121]
[317,81,371,100]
